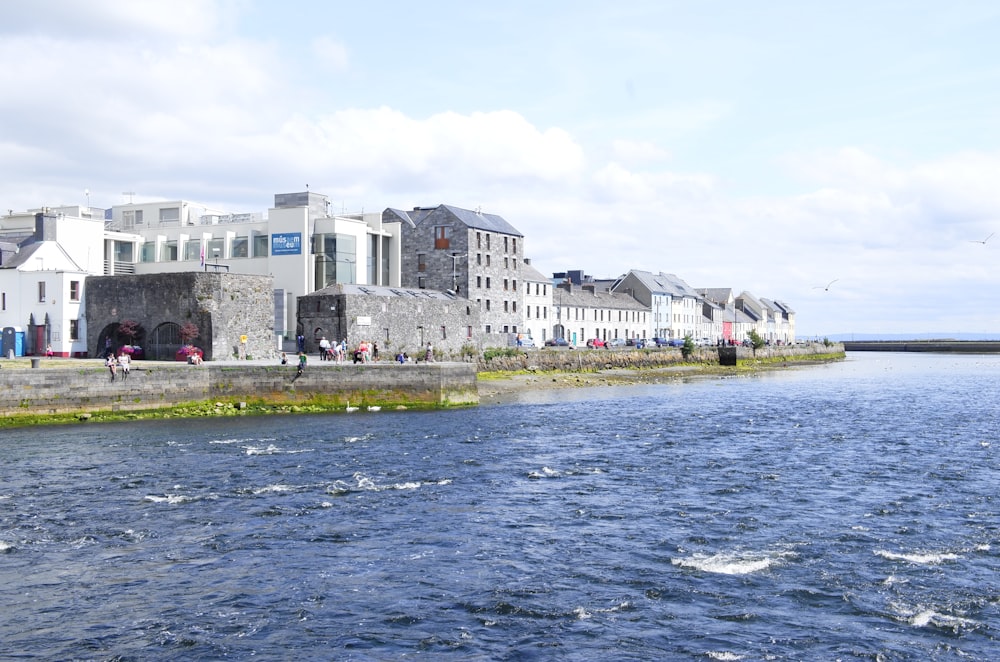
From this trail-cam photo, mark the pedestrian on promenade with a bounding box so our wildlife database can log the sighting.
[424,342,434,362]
[372,342,379,362]
[280,352,288,365]
[106,354,117,382]
[319,336,331,361]
[297,351,307,376]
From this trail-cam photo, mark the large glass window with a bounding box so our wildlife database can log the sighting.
[253,234,268,258]
[140,242,155,262]
[184,240,201,261]
[232,236,249,258]
[312,233,357,289]
[114,241,134,263]
[163,240,178,261]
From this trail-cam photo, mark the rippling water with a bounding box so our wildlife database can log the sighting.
[1,352,997,660]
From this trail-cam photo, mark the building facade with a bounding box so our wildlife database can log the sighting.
[389,204,525,347]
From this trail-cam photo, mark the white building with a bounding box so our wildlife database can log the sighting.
[0,191,405,355]
[520,258,551,345]
[109,191,401,346]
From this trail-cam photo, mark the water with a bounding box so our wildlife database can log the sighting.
[1,352,997,660]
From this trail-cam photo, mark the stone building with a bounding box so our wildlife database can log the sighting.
[385,204,524,347]
[297,283,480,360]
[84,272,275,361]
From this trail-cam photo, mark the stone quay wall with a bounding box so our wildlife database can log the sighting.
[0,362,478,418]
[479,342,844,372]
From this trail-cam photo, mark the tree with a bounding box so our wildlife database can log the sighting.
[681,334,695,360]
[118,319,140,346]
[179,322,200,345]
[747,329,765,355]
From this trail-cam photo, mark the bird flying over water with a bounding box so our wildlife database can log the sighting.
[969,232,994,245]
[813,279,838,291]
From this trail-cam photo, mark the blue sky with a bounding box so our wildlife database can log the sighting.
[3,1,1000,338]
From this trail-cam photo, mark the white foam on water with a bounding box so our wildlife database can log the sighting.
[706,652,744,661]
[671,550,793,575]
[244,444,282,455]
[144,494,196,505]
[889,602,979,631]
[252,484,294,495]
[0,540,14,552]
[875,549,960,564]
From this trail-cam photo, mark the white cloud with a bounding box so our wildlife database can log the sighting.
[311,36,349,72]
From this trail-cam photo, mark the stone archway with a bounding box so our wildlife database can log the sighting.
[148,322,182,361]
[96,323,120,358]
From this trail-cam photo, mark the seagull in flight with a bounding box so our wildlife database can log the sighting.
[813,279,839,291]
[969,232,994,245]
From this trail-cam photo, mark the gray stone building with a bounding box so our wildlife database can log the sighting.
[84,272,275,361]
[385,204,524,347]
[297,283,481,360]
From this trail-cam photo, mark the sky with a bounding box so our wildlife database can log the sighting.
[3,1,1000,339]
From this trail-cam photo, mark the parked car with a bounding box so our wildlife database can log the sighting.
[586,338,606,348]
[651,338,670,347]
[545,337,570,347]
[608,338,626,347]
[518,336,536,348]
[668,338,684,347]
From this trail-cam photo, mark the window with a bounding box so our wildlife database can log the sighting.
[140,243,155,262]
[183,240,201,261]
[1,292,5,310]
[417,253,426,271]
[253,234,269,257]
[441,325,447,340]
[159,207,180,224]
[467,326,473,338]
[434,225,451,249]
[476,253,482,265]
[503,278,508,291]
[69,319,79,340]
[486,254,491,266]
[69,281,80,301]
[38,281,46,303]
[504,237,509,252]
[512,238,517,254]
[476,276,482,288]
[163,240,178,261]
[476,232,481,248]
[504,301,509,312]
[418,276,426,289]
[232,236,249,258]
[486,300,491,311]
[485,277,491,289]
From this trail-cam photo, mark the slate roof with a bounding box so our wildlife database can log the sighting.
[304,282,458,301]
[628,270,700,298]
[383,204,523,237]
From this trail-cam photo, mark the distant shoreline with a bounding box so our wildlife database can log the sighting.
[843,340,1000,353]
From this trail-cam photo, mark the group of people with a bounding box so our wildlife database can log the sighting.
[105,352,131,382]
[314,336,382,364]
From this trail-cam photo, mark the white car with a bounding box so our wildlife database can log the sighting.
[518,337,536,348]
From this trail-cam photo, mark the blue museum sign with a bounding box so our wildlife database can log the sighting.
[271,232,302,255]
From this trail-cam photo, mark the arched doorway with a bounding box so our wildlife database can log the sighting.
[148,322,182,360]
